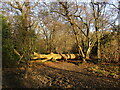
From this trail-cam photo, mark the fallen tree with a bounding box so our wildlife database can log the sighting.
[31,52,81,62]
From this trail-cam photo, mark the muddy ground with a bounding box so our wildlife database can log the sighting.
[2,61,120,89]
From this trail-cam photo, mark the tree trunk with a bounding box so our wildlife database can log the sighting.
[115,27,120,62]
[116,1,120,62]
[97,31,101,59]
[57,2,86,62]
[85,41,96,60]
[32,52,81,60]
[71,20,86,62]
[86,45,92,59]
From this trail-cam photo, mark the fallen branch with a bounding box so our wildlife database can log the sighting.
[14,49,24,64]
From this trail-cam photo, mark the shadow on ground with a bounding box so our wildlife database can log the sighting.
[2,62,120,89]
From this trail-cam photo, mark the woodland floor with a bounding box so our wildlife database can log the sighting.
[2,60,120,89]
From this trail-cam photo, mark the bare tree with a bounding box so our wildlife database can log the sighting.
[2,0,39,78]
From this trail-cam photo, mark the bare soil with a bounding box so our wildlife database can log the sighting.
[2,60,120,89]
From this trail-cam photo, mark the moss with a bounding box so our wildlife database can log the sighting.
[110,73,116,76]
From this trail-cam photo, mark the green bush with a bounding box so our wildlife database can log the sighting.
[2,15,19,68]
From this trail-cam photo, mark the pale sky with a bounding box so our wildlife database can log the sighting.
[1,0,119,2]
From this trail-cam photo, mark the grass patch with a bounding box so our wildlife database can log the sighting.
[87,63,120,79]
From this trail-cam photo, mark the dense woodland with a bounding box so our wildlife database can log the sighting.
[1,1,120,72]
[1,0,120,88]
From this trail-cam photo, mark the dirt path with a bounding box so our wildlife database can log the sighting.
[43,61,93,72]
[2,61,120,89]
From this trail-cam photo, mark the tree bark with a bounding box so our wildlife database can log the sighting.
[32,52,81,61]
[71,19,86,62]
[86,44,92,59]
[97,31,101,59]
